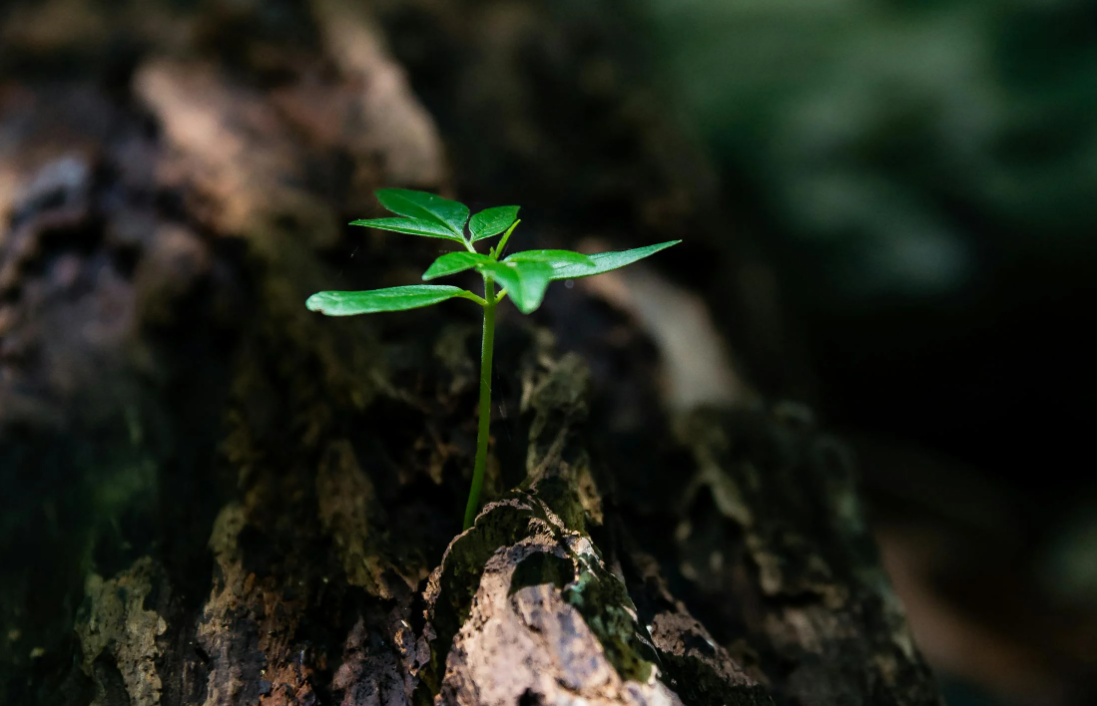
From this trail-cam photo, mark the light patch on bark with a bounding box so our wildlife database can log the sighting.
[76,556,167,706]
[441,540,682,706]
[134,60,339,245]
[313,0,445,186]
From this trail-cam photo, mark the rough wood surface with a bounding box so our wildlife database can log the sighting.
[0,1,941,705]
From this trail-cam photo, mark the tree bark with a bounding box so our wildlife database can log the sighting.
[0,1,940,705]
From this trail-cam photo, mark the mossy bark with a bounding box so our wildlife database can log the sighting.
[0,1,939,705]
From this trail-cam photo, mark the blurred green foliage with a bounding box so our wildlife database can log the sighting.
[643,0,1097,303]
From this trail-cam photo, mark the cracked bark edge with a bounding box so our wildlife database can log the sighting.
[415,344,767,706]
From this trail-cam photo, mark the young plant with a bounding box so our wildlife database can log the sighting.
[307,189,679,530]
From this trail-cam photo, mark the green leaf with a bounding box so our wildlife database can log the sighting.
[503,249,594,267]
[350,217,465,243]
[422,252,494,280]
[469,206,520,241]
[480,260,553,314]
[548,241,681,280]
[306,285,468,316]
[375,189,469,238]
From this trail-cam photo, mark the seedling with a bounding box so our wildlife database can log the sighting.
[307,189,679,530]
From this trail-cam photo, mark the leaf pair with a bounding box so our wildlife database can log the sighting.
[422,249,593,313]
[305,239,679,317]
[306,188,681,318]
[351,189,519,244]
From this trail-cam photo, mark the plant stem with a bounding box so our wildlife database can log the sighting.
[464,275,496,530]
[495,219,520,257]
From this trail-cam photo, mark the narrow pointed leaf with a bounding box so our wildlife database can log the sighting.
[375,189,469,238]
[306,285,468,316]
[503,249,594,267]
[350,216,465,243]
[548,241,681,280]
[422,252,494,280]
[479,260,553,314]
[469,206,520,241]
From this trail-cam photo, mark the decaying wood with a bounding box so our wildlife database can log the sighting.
[0,1,940,705]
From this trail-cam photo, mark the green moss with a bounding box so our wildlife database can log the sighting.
[527,475,586,533]
[509,551,575,596]
[563,561,657,683]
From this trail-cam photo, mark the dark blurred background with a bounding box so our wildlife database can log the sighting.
[639,1,1097,703]
[2,0,1096,704]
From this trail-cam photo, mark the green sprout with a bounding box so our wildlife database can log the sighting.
[307,189,679,530]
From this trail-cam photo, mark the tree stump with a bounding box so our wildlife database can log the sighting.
[0,1,941,705]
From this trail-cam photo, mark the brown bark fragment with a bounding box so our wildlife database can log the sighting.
[76,558,168,706]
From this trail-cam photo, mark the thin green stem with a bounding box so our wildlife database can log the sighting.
[464,274,496,530]
[494,219,521,259]
[456,290,488,307]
